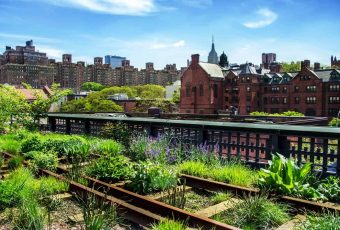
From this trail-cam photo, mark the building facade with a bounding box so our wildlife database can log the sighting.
[105,55,126,68]
[180,54,340,117]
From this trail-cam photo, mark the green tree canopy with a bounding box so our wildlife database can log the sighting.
[282,61,301,72]
[81,82,105,91]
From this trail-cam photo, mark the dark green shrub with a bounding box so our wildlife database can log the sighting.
[13,198,45,230]
[21,135,43,153]
[150,219,187,230]
[101,122,132,147]
[8,155,24,170]
[86,155,134,183]
[42,136,86,156]
[129,161,178,194]
[94,140,124,157]
[64,142,90,163]
[295,211,340,230]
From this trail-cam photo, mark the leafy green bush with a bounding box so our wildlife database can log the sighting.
[86,155,134,183]
[42,135,87,156]
[179,161,207,177]
[27,151,58,172]
[129,161,178,194]
[35,176,69,196]
[214,195,290,229]
[8,155,24,170]
[94,140,124,157]
[250,111,304,116]
[13,198,45,230]
[259,153,311,194]
[63,141,90,163]
[101,122,132,147]
[0,139,21,154]
[329,117,340,127]
[211,192,231,204]
[21,135,43,153]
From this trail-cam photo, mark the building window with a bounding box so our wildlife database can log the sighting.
[329,96,340,104]
[246,86,251,92]
[328,108,339,116]
[306,96,316,104]
[232,87,239,92]
[186,85,191,97]
[199,84,204,96]
[295,97,300,104]
[306,85,316,92]
[246,95,251,101]
[264,97,268,104]
[214,84,218,98]
[283,87,287,93]
[329,84,340,92]
[246,77,250,82]
[271,87,279,92]
[294,86,299,92]
[283,97,287,104]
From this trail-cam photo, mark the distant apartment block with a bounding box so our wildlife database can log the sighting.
[105,55,126,68]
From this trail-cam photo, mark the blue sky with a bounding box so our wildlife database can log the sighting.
[0,0,339,69]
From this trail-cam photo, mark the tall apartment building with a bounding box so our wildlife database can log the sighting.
[105,55,126,68]
[3,40,48,65]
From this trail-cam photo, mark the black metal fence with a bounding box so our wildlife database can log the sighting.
[47,113,340,175]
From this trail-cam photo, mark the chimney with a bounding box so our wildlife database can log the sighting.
[191,54,199,67]
[314,62,320,70]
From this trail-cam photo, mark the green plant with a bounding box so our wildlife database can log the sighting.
[179,161,207,177]
[258,153,311,194]
[95,140,124,157]
[28,151,58,172]
[13,198,45,230]
[42,135,87,156]
[0,153,4,168]
[35,177,69,196]
[76,192,120,230]
[101,122,132,147]
[0,139,21,154]
[129,161,178,194]
[211,192,231,204]
[295,211,340,230]
[160,184,187,209]
[214,195,290,229]
[8,155,24,170]
[329,117,340,127]
[21,135,43,153]
[64,142,90,163]
[86,155,134,183]
[150,219,187,230]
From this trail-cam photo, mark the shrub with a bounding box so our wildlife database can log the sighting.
[211,192,231,204]
[259,153,311,194]
[21,135,43,153]
[13,198,45,230]
[86,155,134,183]
[35,177,69,196]
[95,140,124,157]
[214,195,290,229]
[101,122,132,147]
[328,117,340,127]
[42,135,87,156]
[8,155,24,170]
[179,161,207,177]
[129,161,178,194]
[28,151,58,172]
[64,141,90,163]
[295,211,340,230]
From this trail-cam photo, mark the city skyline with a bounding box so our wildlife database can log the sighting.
[0,0,339,69]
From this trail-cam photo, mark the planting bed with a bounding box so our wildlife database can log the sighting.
[1,129,340,230]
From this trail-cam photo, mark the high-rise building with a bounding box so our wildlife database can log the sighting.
[105,55,126,68]
[3,40,48,65]
[94,57,103,65]
[262,53,276,68]
[208,37,218,64]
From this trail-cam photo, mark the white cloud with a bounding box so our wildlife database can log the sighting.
[35,45,65,60]
[41,0,156,16]
[0,33,58,43]
[151,40,185,49]
[243,8,278,29]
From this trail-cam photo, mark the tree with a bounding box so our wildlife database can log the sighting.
[81,82,105,91]
[282,61,301,72]
[171,89,180,104]
[0,85,29,131]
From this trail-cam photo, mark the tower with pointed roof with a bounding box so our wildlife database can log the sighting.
[219,51,229,67]
[208,36,218,64]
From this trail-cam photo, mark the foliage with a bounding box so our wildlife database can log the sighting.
[329,117,340,127]
[171,89,180,104]
[21,135,43,153]
[8,155,24,170]
[63,141,90,163]
[150,219,187,230]
[250,110,304,117]
[259,153,311,194]
[160,184,187,209]
[13,198,45,230]
[179,161,207,177]
[133,99,175,113]
[214,195,290,229]
[295,211,340,230]
[27,151,58,172]
[129,161,179,194]
[76,193,119,230]
[0,84,29,131]
[86,155,134,183]
[101,122,132,148]
[42,135,87,156]
[211,192,231,205]
[0,139,21,154]
[81,82,105,91]
[282,61,301,72]
[95,139,124,156]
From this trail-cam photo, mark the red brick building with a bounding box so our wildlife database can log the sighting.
[180,54,340,117]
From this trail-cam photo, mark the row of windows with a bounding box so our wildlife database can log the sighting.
[263,97,287,104]
[329,85,340,92]
[306,85,316,92]
[329,96,340,104]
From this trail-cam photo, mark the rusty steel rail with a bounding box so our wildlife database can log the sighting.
[2,153,238,230]
[180,173,340,213]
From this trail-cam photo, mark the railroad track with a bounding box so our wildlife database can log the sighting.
[2,152,237,230]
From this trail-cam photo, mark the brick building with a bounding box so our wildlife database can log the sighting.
[180,54,340,117]
[331,55,340,68]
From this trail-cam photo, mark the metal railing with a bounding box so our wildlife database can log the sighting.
[47,113,340,175]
